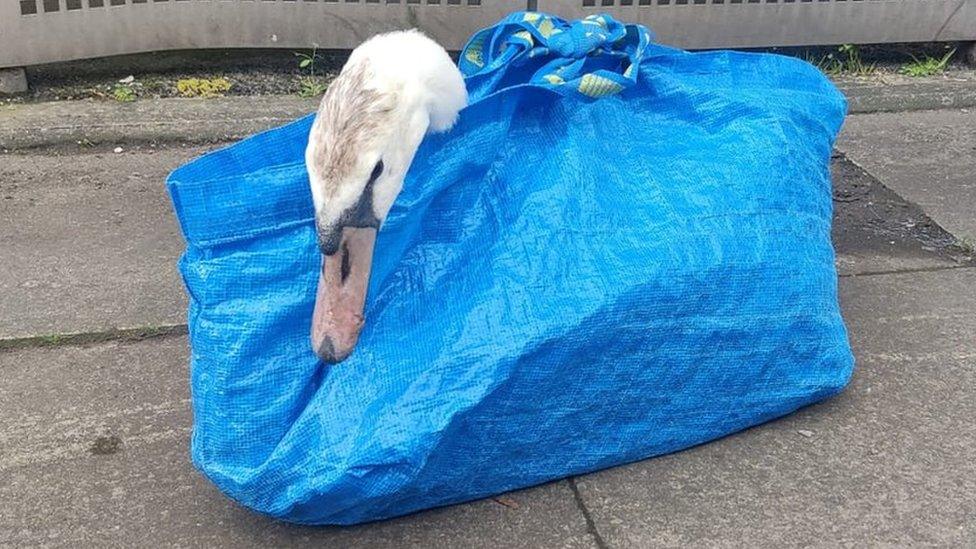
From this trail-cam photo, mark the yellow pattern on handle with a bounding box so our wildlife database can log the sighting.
[537,17,557,39]
[513,30,534,45]
[464,34,485,68]
[578,73,625,98]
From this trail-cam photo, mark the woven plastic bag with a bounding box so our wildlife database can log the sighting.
[167,12,853,525]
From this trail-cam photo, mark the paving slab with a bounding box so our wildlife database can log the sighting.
[829,155,962,276]
[0,337,596,548]
[0,96,318,151]
[573,267,976,548]
[838,109,976,241]
[0,145,212,339]
[4,268,972,547]
[0,145,959,343]
[836,72,976,114]
[3,75,975,151]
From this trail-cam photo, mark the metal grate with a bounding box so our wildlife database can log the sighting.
[581,0,923,3]
[537,0,975,49]
[2,0,520,68]
[2,0,974,68]
[579,0,861,3]
[19,0,488,14]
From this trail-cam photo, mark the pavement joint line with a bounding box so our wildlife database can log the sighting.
[0,323,188,353]
[2,140,235,156]
[2,135,239,153]
[838,264,975,278]
[834,146,869,174]
[568,478,610,549]
[3,262,969,354]
[3,79,976,151]
[847,104,976,115]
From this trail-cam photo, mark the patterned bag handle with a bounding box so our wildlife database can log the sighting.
[459,12,654,101]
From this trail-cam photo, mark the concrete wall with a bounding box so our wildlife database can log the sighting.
[2,0,975,69]
[540,0,976,49]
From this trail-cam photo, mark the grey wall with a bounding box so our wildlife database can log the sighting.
[2,0,974,69]
[541,0,976,49]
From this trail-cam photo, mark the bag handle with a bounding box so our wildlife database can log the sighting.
[459,12,654,101]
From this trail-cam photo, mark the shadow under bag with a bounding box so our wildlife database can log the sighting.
[167,12,853,525]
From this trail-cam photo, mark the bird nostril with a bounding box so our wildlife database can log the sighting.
[315,336,338,363]
[340,241,352,284]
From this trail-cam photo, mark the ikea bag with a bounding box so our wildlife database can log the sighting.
[167,12,853,525]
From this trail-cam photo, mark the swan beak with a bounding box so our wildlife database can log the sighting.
[311,226,378,363]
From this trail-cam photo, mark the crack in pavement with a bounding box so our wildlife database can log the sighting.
[839,263,976,278]
[2,265,972,353]
[569,478,610,549]
[0,324,188,354]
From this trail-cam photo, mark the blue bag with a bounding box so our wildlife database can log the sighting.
[167,12,852,525]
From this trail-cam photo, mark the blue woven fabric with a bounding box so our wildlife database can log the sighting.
[167,12,852,525]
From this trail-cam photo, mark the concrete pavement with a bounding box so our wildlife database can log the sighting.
[838,70,976,114]
[0,145,959,343]
[0,145,203,339]
[4,72,976,151]
[0,340,593,548]
[838,108,976,241]
[1,98,975,546]
[575,268,976,547]
[829,155,962,276]
[0,96,317,151]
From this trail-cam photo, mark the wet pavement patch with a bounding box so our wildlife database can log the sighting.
[830,154,973,266]
[90,435,123,456]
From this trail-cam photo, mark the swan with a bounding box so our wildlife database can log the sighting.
[306,30,468,363]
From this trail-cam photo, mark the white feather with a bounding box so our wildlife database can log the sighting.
[349,30,468,133]
[306,30,468,229]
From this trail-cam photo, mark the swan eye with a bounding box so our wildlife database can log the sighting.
[369,160,384,184]
[315,160,384,256]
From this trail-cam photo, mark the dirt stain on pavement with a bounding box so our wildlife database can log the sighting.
[831,154,974,265]
[90,435,123,456]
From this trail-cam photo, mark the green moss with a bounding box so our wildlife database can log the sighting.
[176,77,233,98]
[956,236,976,255]
[38,334,66,345]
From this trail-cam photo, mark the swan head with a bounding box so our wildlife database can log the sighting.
[305,30,467,364]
